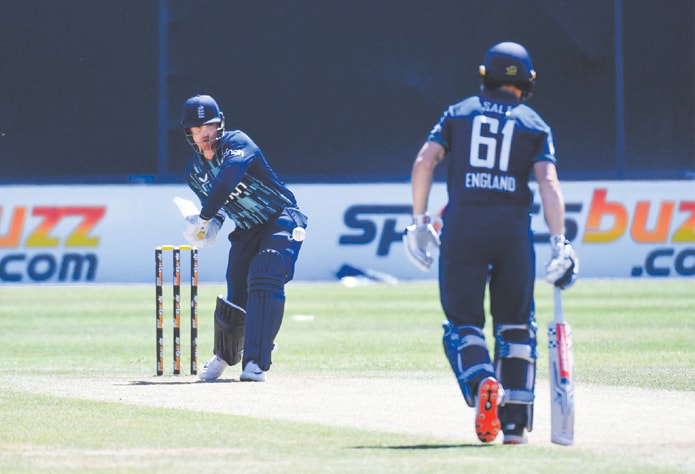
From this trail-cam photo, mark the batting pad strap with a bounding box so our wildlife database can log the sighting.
[497,341,537,362]
[496,323,530,333]
[443,322,486,349]
[503,388,535,405]
[495,323,538,362]
[460,363,496,384]
[460,334,488,350]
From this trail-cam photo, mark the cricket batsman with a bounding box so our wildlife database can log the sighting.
[403,42,578,443]
[178,94,308,382]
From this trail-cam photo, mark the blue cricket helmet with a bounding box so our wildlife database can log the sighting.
[181,94,225,129]
[181,94,225,150]
[479,42,537,99]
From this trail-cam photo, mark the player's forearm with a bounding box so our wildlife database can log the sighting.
[534,161,565,235]
[200,186,228,220]
[411,142,443,215]
[412,161,433,215]
[199,166,242,220]
[538,179,565,235]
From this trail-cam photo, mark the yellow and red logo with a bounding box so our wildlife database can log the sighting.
[584,189,694,243]
[0,205,106,282]
[0,206,105,247]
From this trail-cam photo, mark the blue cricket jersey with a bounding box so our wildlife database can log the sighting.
[428,89,556,210]
[185,130,296,230]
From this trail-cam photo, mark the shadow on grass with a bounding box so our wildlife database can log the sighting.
[121,378,239,386]
[353,444,494,450]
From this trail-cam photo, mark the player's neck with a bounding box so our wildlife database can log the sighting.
[498,85,522,99]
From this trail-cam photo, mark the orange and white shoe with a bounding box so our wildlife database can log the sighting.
[475,376,503,443]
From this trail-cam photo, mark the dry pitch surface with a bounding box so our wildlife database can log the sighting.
[4,372,694,469]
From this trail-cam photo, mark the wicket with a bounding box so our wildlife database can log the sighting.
[155,245,198,376]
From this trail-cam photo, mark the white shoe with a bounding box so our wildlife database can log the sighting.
[198,355,228,381]
[240,361,265,382]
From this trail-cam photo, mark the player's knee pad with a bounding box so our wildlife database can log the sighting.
[249,248,291,285]
[244,250,287,371]
[442,321,495,407]
[213,296,246,366]
[495,322,537,430]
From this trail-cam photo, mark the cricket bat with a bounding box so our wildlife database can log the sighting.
[173,196,200,218]
[548,286,574,445]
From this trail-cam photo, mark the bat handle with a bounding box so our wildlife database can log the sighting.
[553,286,564,322]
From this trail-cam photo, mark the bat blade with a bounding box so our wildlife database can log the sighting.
[548,287,574,445]
[173,197,199,218]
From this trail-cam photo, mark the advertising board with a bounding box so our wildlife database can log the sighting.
[1,181,692,284]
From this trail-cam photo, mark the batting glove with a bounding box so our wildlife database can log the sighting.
[545,234,579,289]
[403,213,440,272]
[183,215,222,248]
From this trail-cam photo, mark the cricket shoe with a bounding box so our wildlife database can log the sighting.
[475,376,503,443]
[240,361,266,382]
[503,424,528,445]
[198,355,228,381]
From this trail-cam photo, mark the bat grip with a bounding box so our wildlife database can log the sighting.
[553,286,564,322]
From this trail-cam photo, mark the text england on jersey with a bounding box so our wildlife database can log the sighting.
[465,172,516,192]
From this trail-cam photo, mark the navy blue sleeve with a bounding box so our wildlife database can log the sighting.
[200,165,246,220]
[199,135,256,220]
[427,108,452,150]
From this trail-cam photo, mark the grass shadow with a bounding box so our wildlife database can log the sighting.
[121,378,239,386]
[353,443,494,450]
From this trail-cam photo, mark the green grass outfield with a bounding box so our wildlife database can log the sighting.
[0,279,693,473]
